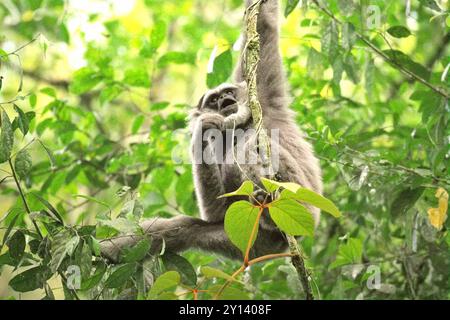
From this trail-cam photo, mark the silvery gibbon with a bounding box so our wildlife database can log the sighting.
[101,0,322,262]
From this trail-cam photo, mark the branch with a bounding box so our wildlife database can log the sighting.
[311,0,449,99]
[387,32,450,101]
[8,159,42,238]
[243,0,315,300]
[8,158,81,300]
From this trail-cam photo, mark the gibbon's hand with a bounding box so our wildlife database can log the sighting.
[198,112,225,131]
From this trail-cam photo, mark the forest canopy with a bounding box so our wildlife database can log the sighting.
[0,0,449,300]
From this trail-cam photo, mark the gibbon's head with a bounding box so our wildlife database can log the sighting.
[196,82,246,116]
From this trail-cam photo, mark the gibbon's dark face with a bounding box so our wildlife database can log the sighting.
[198,83,238,113]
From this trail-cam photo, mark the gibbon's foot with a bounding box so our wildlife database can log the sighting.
[250,189,273,206]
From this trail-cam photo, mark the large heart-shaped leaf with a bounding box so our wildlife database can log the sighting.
[224,201,260,254]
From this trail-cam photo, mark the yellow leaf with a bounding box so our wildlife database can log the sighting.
[427,188,448,230]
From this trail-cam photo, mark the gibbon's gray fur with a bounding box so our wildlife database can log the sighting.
[100,0,322,262]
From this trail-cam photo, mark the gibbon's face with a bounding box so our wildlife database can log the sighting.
[198,83,239,115]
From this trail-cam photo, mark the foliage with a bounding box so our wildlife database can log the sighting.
[0,0,449,300]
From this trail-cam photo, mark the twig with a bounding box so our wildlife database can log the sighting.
[310,0,449,99]
[8,159,42,238]
[8,159,81,300]
[0,35,41,58]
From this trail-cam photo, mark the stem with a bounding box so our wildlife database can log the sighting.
[243,207,264,265]
[248,252,294,265]
[214,265,246,300]
[8,159,42,239]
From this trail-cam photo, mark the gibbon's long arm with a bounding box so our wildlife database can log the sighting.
[100,214,288,262]
[235,0,287,111]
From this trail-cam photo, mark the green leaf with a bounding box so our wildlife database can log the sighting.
[268,192,315,237]
[13,104,29,135]
[260,177,302,193]
[332,55,344,86]
[387,26,411,38]
[224,201,260,254]
[7,230,26,262]
[284,0,300,17]
[365,58,375,98]
[124,68,150,88]
[81,263,106,290]
[14,150,32,179]
[150,102,169,111]
[9,266,51,292]
[343,54,360,83]
[206,49,233,88]
[330,238,363,269]
[219,180,254,198]
[306,48,324,79]
[105,263,137,288]
[79,242,92,278]
[1,211,21,252]
[158,52,195,68]
[201,266,241,283]
[410,90,441,122]
[342,22,357,51]
[148,19,167,55]
[0,49,8,60]
[29,94,37,107]
[132,114,145,134]
[294,188,341,218]
[32,193,64,224]
[69,67,102,94]
[390,187,425,219]
[148,271,180,299]
[210,285,250,300]
[50,232,80,272]
[73,194,110,211]
[98,218,140,234]
[91,236,101,256]
[321,21,339,60]
[162,252,197,287]
[122,239,151,263]
[40,87,56,98]
[118,199,143,219]
[383,49,430,80]
[99,84,122,105]
[0,111,14,163]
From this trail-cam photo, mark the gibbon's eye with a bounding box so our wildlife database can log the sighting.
[209,96,218,105]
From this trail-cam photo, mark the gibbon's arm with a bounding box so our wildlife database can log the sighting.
[235,0,287,110]
[100,216,242,262]
[190,113,231,222]
[100,215,288,263]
